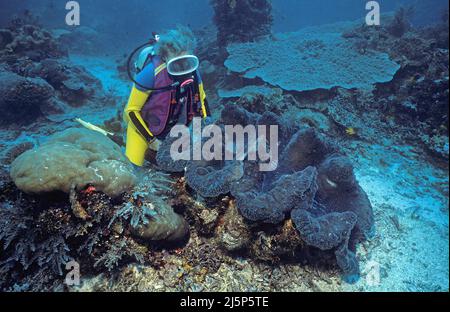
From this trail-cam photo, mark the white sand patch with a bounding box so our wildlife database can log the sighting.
[343,142,449,292]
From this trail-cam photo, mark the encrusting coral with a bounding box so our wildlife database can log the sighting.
[10,128,137,197]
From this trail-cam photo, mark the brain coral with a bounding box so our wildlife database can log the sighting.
[224,21,400,92]
[11,128,137,197]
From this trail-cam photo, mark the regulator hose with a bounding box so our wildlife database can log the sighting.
[126,42,179,92]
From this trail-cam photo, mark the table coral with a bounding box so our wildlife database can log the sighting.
[225,21,400,92]
[218,85,280,99]
[10,128,137,197]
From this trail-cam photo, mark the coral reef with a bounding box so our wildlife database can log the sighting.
[0,70,54,125]
[0,7,447,292]
[210,0,273,46]
[2,141,35,165]
[0,24,65,61]
[52,26,102,55]
[126,195,188,243]
[108,170,189,243]
[170,178,227,237]
[0,13,106,126]
[10,128,137,197]
[0,189,136,290]
[0,164,188,291]
[340,12,449,160]
[147,14,446,287]
[247,219,306,263]
[386,6,415,38]
[225,21,400,92]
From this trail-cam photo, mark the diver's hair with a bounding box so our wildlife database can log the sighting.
[155,25,197,62]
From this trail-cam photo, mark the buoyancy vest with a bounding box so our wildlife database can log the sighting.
[141,57,204,137]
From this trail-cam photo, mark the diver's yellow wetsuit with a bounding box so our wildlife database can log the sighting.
[124,61,208,167]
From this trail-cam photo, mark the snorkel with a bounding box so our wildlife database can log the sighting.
[127,34,199,92]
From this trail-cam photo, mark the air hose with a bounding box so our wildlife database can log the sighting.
[126,42,179,92]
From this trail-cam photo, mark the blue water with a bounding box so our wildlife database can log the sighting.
[272,0,449,31]
[1,0,448,51]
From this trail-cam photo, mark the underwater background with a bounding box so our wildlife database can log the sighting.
[0,0,448,292]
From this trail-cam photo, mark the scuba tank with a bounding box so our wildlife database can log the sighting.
[135,46,156,73]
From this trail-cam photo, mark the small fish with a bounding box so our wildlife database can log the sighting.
[346,127,357,136]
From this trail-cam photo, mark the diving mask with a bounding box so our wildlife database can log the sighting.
[167,55,199,77]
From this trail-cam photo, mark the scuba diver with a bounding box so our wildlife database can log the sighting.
[124,26,210,167]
